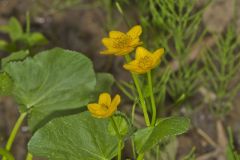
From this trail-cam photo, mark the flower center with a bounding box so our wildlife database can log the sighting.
[100,104,109,110]
[138,56,153,69]
[113,35,132,49]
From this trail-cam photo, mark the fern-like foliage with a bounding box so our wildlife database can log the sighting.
[137,0,210,105]
[203,25,240,115]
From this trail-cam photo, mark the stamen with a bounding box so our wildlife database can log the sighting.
[138,56,153,69]
[112,35,132,49]
[100,104,109,110]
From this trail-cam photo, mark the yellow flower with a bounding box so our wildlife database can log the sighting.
[101,25,143,56]
[123,47,164,74]
[87,92,121,118]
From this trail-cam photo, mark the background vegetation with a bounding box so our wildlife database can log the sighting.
[1,0,240,159]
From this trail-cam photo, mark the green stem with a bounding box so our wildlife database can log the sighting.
[25,153,33,160]
[26,11,30,34]
[117,140,122,160]
[3,112,27,160]
[115,2,130,28]
[156,144,160,160]
[0,148,15,160]
[125,55,151,126]
[110,117,122,160]
[131,102,137,124]
[147,71,156,126]
[131,138,136,159]
[137,153,144,160]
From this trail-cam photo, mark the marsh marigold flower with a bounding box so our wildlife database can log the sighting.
[123,47,164,74]
[101,25,143,56]
[87,92,121,118]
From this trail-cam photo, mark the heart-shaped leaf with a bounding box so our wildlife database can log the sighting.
[28,112,118,160]
[4,48,96,131]
[1,50,29,68]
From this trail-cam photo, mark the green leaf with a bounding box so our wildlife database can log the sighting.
[4,48,96,131]
[108,114,129,137]
[0,148,15,160]
[0,72,13,96]
[91,73,114,101]
[134,117,190,153]
[0,40,8,51]
[19,32,48,47]
[28,112,118,160]
[27,32,48,47]
[1,50,29,68]
[0,17,23,41]
[0,41,16,52]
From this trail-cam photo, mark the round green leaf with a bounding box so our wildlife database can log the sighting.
[0,72,13,96]
[28,112,118,160]
[1,50,29,68]
[108,115,129,137]
[134,116,190,153]
[4,48,96,131]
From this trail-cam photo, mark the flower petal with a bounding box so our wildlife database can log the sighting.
[87,103,109,118]
[130,38,143,47]
[98,92,111,106]
[102,38,114,48]
[123,60,146,74]
[100,49,118,55]
[92,109,109,118]
[109,94,121,113]
[87,103,101,113]
[109,31,125,38]
[123,60,139,70]
[127,25,142,39]
[114,47,134,56]
[152,48,164,66]
[135,47,151,59]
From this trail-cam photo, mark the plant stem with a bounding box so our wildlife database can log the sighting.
[156,144,160,160]
[131,138,136,159]
[117,140,122,160]
[124,55,151,126]
[147,71,156,126]
[26,11,30,34]
[110,117,123,160]
[3,112,27,160]
[137,153,144,160]
[131,102,137,124]
[25,153,33,160]
[115,2,130,28]
[0,148,14,160]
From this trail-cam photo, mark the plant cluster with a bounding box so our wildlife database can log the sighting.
[0,15,190,160]
[1,0,240,159]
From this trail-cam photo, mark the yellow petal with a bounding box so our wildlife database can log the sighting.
[100,49,118,55]
[93,109,109,118]
[123,60,147,74]
[102,38,114,48]
[109,94,121,113]
[87,103,101,113]
[127,25,142,39]
[130,38,143,47]
[135,47,151,59]
[152,48,164,66]
[114,47,134,56]
[123,60,139,70]
[87,103,108,118]
[98,92,111,107]
[109,31,125,38]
